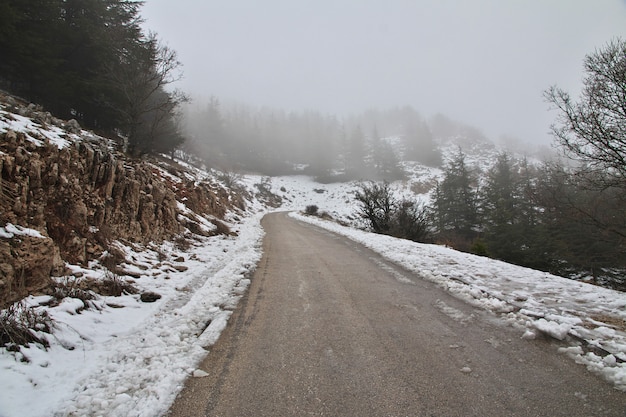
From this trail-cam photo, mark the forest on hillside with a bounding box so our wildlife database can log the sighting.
[0,0,185,156]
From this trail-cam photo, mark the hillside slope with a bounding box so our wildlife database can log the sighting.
[0,93,274,416]
[0,92,247,307]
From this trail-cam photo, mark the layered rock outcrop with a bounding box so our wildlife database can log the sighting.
[0,95,242,306]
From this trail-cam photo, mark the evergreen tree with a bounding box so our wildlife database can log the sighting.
[514,157,548,269]
[184,97,227,167]
[0,0,186,157]
[307,113,338,178]
[376,141,404,180]
[480,153,542,265]
[535,164,626,281]
[431,148,478,248]
[371,127,404,180]
[0,0,64,104]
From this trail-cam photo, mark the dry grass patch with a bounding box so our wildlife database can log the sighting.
[0,302,53,356]
[589,314,626,331]
[89,271,139,297]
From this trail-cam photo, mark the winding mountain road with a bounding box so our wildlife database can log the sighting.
[167,212,626,416]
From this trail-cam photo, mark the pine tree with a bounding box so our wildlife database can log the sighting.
[431,148,478,247]
[0,0,186,157]
[535,163,626,280]
[480,153,530,263]
[0,0,66,104]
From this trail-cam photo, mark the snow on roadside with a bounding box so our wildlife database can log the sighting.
[0,99,270,417]
[291,212,626,391]
[0,213,265,417]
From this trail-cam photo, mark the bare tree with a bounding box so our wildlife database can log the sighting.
[107,33,188,156]
[544,37,626,189]
[354,181,394,233]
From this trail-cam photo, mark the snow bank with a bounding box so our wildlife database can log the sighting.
[0,213,265,417]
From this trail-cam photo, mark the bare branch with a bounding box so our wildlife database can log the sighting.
[544,37,626,189]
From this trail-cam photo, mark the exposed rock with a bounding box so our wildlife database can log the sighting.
[0,94,246,307]
[65,119,81,134]
[0,234,64,304]
[140,292,161,303]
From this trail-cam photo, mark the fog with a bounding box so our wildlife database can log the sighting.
[141,0,626,145]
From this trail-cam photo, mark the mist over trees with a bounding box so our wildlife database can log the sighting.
[182,101,444,180]
[0,0,185,157]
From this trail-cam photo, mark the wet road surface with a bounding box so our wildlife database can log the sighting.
[167,212,626,416]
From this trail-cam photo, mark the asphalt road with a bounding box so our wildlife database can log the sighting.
[167,212,626,417]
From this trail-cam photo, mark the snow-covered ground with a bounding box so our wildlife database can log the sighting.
[0,209,265,417]
[1,172,625,416]
[0,104,98,150]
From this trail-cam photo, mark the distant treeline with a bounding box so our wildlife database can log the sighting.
[183,100,445,179]
[0,0,185,156]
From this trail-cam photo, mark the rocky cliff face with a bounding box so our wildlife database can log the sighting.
[0,94,244,307]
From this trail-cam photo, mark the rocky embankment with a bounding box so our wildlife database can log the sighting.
[0,93,244,307]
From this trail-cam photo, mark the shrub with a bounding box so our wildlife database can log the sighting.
[218,171,243,189]
[0,302,53,353]
[354,181,433,243]
[305,205,319,215]
[95,271,139,297]
[211,219,232,236]
[470,238,490,257]
[354,181,394,233]
[100,245,127,274]
[51,277,96,310]
[389,200,432,243]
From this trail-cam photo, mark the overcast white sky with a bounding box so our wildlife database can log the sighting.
[141,0,626,144]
